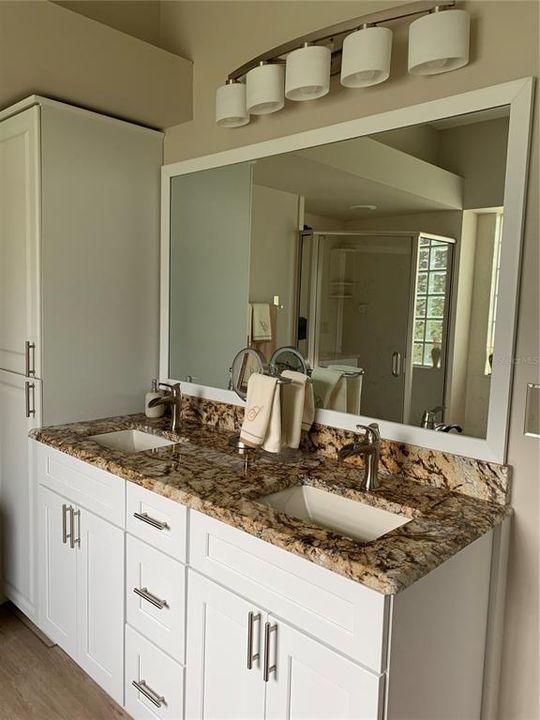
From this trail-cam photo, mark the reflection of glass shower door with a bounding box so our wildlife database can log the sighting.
[313,234,415,423]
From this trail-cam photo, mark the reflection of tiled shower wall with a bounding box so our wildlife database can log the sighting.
[181,395,511,506]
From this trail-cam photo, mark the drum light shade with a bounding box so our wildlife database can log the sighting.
[215,81,250,127]
[408,8,470,76]
[341,26,393,88]
[246,63,285,115]
[285,45,331,101]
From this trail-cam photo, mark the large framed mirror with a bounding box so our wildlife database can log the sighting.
[160,78,534,463]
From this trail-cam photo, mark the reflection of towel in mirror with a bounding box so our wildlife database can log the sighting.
[239,374,281,453]
[328,365,363,415]
[311,367,347,412]
[249,303,276,362]
[280,371,315,449]
[251,303,272,341]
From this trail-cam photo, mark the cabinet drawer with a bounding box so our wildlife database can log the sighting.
[126,535,186,663]
[189,511,389,673]
[36,444,125,527]
[125,625,184,720]
[127,483,187,562]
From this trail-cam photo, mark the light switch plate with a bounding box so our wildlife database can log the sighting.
[524,383,540,438]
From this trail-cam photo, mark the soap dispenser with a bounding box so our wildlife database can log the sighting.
[145,379,164,418]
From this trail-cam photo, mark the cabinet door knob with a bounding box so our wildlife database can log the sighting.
[132,679,166,708]
[263,621,277,682]
[247,611,261,670]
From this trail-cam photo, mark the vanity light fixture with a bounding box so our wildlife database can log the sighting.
[215,79,250,128]
[408,6,470,75]
[217,0,470,128]
[246,62,285,114]
[285,43,331,101]
[350,204,378,210]
[341,25,393,88]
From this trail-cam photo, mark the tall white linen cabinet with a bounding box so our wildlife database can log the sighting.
[0,96,163,621]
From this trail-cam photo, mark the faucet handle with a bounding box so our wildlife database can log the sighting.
[158,382,181,396]
[355,423,380,443]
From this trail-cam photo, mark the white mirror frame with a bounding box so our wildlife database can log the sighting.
[161,77,534,464]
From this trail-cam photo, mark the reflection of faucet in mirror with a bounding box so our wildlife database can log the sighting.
[148,383,182,433]
[435,423,463,433]
[420,406,445,429]
[338,423,380,491]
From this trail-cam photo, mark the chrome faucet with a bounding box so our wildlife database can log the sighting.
[338,423,381,491]
[148,382,182,433]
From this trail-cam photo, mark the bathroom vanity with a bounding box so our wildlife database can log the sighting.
[31,412,509,720]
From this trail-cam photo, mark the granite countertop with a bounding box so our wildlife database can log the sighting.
[30,414,511,595]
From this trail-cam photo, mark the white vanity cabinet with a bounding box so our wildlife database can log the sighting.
[0,95,162,622]
[32,444,496,720]
[186,571,380,720]
[186,511,494,720]
[36,445,125,704]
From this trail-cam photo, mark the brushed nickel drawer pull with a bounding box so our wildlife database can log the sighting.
[247,611,261,670]
[133,586,168,610]
[70,508,80,549]
[133,512,170,531]
[25,341,36,377]
[62,504,70,544]
[263,621,277,682]
[24,381,36,418]
[132,679,166,708]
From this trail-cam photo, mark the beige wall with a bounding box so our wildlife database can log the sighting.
[250,184,300,348]
[51,0,162,46]
[0,0,192,129]
[160,3,539,718]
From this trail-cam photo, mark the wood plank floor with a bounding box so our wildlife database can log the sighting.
[0,604,131,720]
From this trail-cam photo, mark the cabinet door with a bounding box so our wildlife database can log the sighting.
[37,484,77,657]
[265,617,383,720]
[76,506,125,705]
[0,107,41,376]
[186,571,266,720]
[0,370,42,619]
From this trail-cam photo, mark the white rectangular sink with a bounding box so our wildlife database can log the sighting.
[89,429,175,453]
[260,485,410,542]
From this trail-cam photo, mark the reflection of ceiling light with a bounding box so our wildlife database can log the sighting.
[349,204,378,210]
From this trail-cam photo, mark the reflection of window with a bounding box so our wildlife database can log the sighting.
[413,238,449,367]
[485,214,503,375]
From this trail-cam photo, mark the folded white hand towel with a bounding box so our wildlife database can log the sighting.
[328,365,363,415]
[311,367,345,411]
[239,374,280,451]
[263,384,281,454]
[280,370,312,449]
[251,303,272,341]
[302,380,315,432]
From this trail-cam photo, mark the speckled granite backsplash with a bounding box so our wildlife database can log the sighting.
[182,395,511,506]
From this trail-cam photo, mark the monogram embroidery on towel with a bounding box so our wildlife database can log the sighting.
[247,406,263,421]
